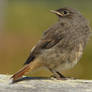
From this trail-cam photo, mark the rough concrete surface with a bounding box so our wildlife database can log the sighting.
[0,74,92,92]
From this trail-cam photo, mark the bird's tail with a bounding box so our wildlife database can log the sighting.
[11,60,42,81]
[11,64,31,81]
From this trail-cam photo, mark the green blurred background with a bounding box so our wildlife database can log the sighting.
[0,0,92,79]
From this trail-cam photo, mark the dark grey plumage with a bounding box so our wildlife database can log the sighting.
[12,7,91,81]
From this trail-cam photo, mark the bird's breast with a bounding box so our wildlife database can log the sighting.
[55,43,83,71]
[39,43,83,72]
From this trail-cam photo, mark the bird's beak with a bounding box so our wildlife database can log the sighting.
[50,10,63,16]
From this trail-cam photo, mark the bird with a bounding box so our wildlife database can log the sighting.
[11,7,91,81]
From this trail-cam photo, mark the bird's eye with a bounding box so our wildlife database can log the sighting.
[63,10,70,15]
[64,10,67,14]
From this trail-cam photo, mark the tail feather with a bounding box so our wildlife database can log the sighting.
[11,59,42,81]
[11,64,31,81]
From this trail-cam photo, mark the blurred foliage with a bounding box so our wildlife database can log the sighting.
[0,0,92,79]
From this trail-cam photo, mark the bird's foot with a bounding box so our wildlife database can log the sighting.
[50,75,66,80]
[50,75,76,80]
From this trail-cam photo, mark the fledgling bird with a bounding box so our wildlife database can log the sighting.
[11,7,91,81]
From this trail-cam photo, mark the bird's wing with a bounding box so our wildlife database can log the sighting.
[24,23,64,65]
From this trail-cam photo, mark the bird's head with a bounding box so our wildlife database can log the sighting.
[50,7,86,24]
[50,7,80,17]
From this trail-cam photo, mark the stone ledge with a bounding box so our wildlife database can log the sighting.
[0,74,92,92]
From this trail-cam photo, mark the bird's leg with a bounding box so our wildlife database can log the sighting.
[55,71,65,78]
[50,69,77,80]
[49,69,66,80]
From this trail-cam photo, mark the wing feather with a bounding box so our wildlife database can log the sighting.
[24,23,64,65]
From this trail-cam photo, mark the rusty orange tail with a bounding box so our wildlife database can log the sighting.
[11,64,31,81]
[11,59,43,81]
